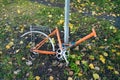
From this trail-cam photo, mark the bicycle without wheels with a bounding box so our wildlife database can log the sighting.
[21,26,97,65]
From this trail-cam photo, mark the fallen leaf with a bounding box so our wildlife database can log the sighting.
[114,70,119,75]
[107,66,114,70]
[93,73,100,80]
[68,77,73,80]
[103,52,108,57]
[57,20,64,25]
[48,14,52,18]
[22,57,26,60]
[92,11,96,15]
[6,41,14,49]
[69,23,74,30]
[116,52,120,56]
[20,40,23,44]
[89,63,95,69]
[80,4,85,7]
[94,66,100,71]
[71,54,76,59]
[17,9,21,14]
[77,0,81,3]
[81,60,87,65]
[111,49,116,53]
[0,51,2,55]
[88,45,92,49]
[35,76,40,80]
[75,60,80,65]
[15,49,20,53]
[78,72,83,77]
[99,55,106,64]
[89,55,95,60]
[49,76,54,80]
[69,71,74,76]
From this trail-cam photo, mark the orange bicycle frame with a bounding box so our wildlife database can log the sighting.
[31,27,97,54]
[32,27,62,54]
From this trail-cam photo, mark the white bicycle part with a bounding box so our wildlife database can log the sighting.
[21,31,55,52]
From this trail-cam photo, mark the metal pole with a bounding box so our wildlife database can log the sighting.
[64,0,70,44]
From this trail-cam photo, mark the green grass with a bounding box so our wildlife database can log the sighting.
[0,0,120,80]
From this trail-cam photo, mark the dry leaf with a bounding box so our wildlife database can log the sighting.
[68,77,73,80]
[17,9,21,14]
[49,76,54,80]
[99,55,106,64]
[89,63,94,69]
[93,73,100,80]
[107,66,114,70]
[103,52,108,57]
[75,60,80,65]
[114,70,119,75]
[6,42,14,49]
[35,76,40,80]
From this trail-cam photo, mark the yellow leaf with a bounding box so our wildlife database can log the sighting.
[75,60,80,65]
[37,5,40,7]
[71,54,76,59]
[93,73,100,80]
[99,55,106,64]
[34,20,38,22]
[81,60,87,65]
[89,63,94,69]
[20,40,23,44]
[49,76,54,80]
[77,0,81,3]
[89,55,95,60]
[91,2,95,5]
[69,23,74,30]
[0,51,2,55]
[99,46,105,49]
[103,52,108,57]
[92,11,96,15]
[104,39,107,41]
[17,9,21,14]
[6,42,14,49]
[26,43,31,48]
[78,72,83,77]
[51,38,55,44]
[22,57,26,60]
[111,49,116,53]
[68,77,73,80]
[111,14,116,17]
[114,70,119,75]
[92,40,95,42]
[116,52,120,56]
[16,49,20,53]
[78,10,83,13]
[80,4,85,7]
[88,45,92,49]
[107,66,114,70]
[48,15,52,18]
[117,14,120,16]
[20,25,24,33]
[8,61,12,65]
[57,20,64,25]
[35,76,40,80]
[6,45,11,49]
[113,29,117,33]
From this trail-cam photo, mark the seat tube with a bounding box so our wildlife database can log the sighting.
[56,28,62,49]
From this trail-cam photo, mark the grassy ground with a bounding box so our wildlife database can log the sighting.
[0,0,120,80]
